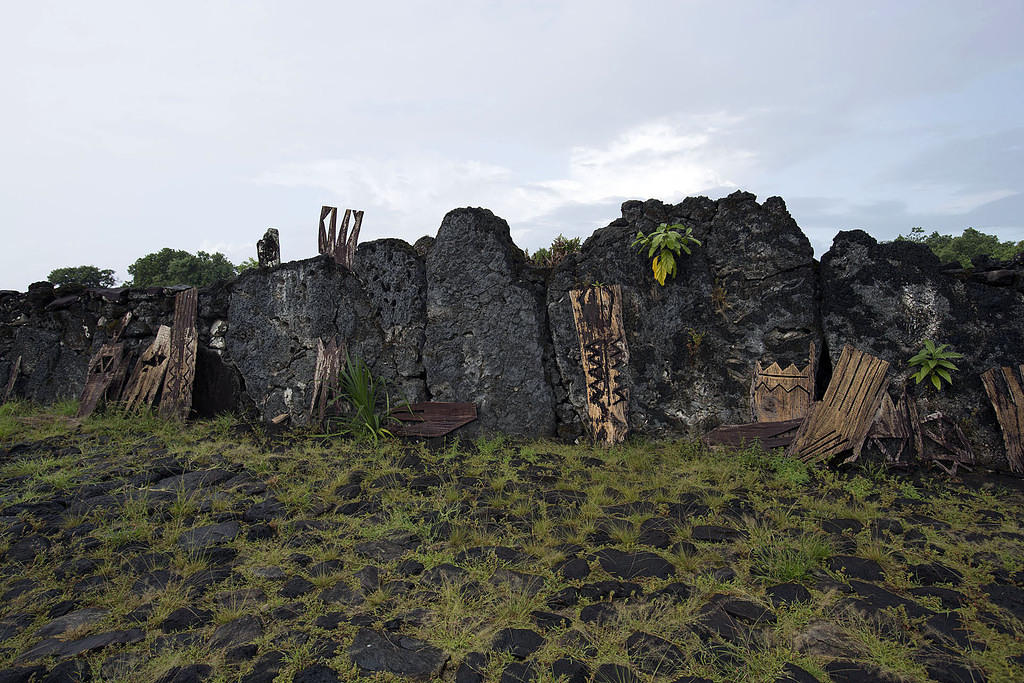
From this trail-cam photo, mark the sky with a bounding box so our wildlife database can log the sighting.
[2,1,1022,290]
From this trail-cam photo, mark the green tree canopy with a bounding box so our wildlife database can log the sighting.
[47,265,117,289]
[127,248,237,288]
[895,227,1024,268]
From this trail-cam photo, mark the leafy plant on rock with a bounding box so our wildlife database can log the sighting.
[908,340,963,390]
[528,234,582,268]
[632,223,701,286]
[331,353,404,443]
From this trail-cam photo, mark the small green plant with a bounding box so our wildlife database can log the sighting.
[631,222,701,285]
[330,353,403,444]
[528,234,581,268]
[686,327,706,361]
[908,339,963,390]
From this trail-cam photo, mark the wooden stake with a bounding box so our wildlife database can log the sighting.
[981,365,1024,473]
[159,288,198,421]
[122,325,172,411]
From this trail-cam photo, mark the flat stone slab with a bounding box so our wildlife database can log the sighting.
[19,628,143,662]
[348,629,449,678]
[177,521,240,551]
[34,608,109,639]
[593,549,675,579]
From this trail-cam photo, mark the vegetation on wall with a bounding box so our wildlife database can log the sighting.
[127,248,238,288]
[895,226,1024,267]
[527,234,582,268]
[46,265,117,289]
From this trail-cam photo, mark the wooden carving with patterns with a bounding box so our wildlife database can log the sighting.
[570,284,629,445]
[318,205,362,268]
[121,325,172,411]
[77,344,128,417]
[309,337,345,426]
[750,343,816,422]
[159,288,198,421]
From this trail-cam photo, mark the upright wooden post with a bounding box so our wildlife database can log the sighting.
[122,325,172,411]
[750,343,816,422]
[570,284,629,445]
[981,365,1024,473]
[159,288,198,421]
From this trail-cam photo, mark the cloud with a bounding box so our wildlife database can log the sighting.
[255,116,752,248]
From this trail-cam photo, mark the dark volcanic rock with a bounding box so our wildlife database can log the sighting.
[491,628,545,659]
[177,521,239,551]
[455,652,486,683]
[826,555,884,582]
[820,229,1024,467]
[593,549,675,579]
[348,629,449,678]
[424,208,555,436]
[19,628,143,662]
[209,615,263,650]
[499,662,537,683]
[593,663,643,683]
[767,583,812,606]
[548,192,820,437]
[625,631,686,674]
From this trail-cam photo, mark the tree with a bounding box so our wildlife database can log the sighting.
[235,257,259,274]
[127,248,237,288]
[894,227,1024,267]
[47,265,117,289]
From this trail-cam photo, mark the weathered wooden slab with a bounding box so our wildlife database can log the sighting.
[570,285,630,445]
[921,411,975,475]
[77,343,128,417]
[392,402,477,437]
[3,355,21,403]
[318,206,362,268]
[787,345,890,465]
[309,337,345,426]
[981,365,1024,473]
[750,343,815,422]
[866,387,922,466]
[159,288,198,421]
[318,205,338,256]
[122,325,172,411]
[703,418,804,450]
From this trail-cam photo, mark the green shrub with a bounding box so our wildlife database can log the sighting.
[528,234,581,268]
[908,339,963,390]
[632,223,700,285]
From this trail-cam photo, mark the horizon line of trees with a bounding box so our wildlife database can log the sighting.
[46,249,259,290]
[43,225,1024,290]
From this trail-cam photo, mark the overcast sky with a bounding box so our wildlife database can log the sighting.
[2,1,1022,290]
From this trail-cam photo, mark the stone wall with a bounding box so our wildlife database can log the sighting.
[2,192,1022,468]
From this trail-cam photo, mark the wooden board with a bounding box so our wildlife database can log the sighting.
[392,402,477,437]
[318,205,338,256]
[122,325,172,411]
[750,343,816,422]
[309,337,345,426]
[866,387,923,466]
[981,365,1024,473]
[159,288,198,421]
[703,418,804,450]
[570,285,630,445]
[77,343,128,417]
[3,355,21,403]
[786,345,890,464]
[920,411,975,474]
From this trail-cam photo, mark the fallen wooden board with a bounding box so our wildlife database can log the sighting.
[981,365,1024,473]
[122,325,172,412]
[77,343,128,417]
[392,402,477,437]
[309,337,345,426]
[703,418,804,450]
[750,343,815,422]
[570,285,630,445]
[3,355,21,403]
[159,288,198,421]
[787,345,890,465]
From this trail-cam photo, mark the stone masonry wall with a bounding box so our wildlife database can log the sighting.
[2,192,1023,469]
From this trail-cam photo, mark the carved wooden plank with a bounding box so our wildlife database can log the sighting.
[122,325,172,411]
[76,343,128,417]
[318,205,338,256]
[570,285,630,445]
[981,365,1024,473]
[703,418,804,450]
[867,387,922,465]
[787,345,890,465]
[750,343,816,422]
[309,337,345,426]
[392,402,477,437]
[159,288,198,421]
[3,355,21,403]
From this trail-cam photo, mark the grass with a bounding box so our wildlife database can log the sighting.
[0,403,1022,682]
